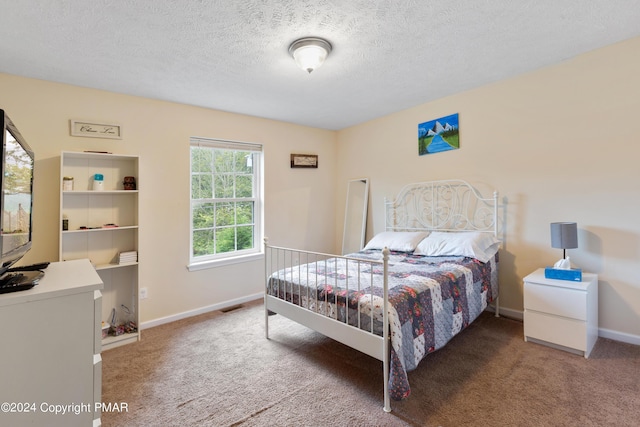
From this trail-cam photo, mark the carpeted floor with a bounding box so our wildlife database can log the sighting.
[102,300,640,426]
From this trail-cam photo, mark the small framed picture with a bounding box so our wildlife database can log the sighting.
[70,120,122,139]
[290,154,318,168]
[418,113,459,156]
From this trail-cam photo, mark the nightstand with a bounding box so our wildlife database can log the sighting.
[523,268,598,358]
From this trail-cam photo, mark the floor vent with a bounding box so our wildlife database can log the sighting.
[220,304,243,313]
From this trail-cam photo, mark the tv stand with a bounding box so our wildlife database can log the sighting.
[0,259,103,426]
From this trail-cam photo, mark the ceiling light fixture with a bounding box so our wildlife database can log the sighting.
[288,37,332,74]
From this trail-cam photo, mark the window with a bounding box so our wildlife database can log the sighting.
[189,138,263,269]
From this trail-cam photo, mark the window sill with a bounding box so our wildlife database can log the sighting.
[187,252,264,271]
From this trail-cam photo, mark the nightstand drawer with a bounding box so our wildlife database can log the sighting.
[524,311,586,351]
[524,282,587,320]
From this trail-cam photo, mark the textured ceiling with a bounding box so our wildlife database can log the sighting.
[1,1,640,130]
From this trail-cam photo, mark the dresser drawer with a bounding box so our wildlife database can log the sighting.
[524,311,587,351]
[524,282,587,320]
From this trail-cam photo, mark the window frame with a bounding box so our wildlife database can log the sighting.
[188,137,264,271]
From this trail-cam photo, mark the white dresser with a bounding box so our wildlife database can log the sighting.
[523,268,598,358]
[0,259,103,426]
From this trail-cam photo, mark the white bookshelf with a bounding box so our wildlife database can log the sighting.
[59,151,140,350]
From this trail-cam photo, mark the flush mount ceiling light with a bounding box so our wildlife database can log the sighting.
[288,37,332,74]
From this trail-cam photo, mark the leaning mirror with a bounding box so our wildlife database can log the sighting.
[342,178,369,255]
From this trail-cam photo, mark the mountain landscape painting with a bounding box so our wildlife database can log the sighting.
[418,113,459,155]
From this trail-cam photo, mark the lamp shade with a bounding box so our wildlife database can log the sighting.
[550,222,578,249]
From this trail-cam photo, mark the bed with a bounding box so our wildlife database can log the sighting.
[264,179,500,412]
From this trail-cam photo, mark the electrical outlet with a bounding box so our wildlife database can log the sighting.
[140,288,148,299]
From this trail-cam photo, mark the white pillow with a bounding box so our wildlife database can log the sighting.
[364,231,430,252]
[413,231,500,263]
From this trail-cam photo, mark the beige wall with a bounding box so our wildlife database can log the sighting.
[2,35,639,341]
[0,74,337,323]
[336,36,640,339]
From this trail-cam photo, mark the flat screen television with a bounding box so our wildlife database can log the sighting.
[0,109,35,280]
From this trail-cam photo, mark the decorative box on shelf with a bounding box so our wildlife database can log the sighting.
[544,267,582,281]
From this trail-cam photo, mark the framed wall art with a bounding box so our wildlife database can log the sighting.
[70,120,122,139]
[418,113,459,155]
[290,154,318,168]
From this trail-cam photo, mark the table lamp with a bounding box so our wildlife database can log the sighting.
[550,222,578,269]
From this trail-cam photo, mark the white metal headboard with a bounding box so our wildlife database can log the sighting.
[385,180,499,236]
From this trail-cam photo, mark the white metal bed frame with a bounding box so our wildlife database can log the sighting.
[264,180,499,412]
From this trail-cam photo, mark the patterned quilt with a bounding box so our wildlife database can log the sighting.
[267,249,499,400]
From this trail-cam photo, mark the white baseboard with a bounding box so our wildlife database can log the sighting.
[492,307,640,346]
[598,327,640,346]
[140,292,263,330]
[493,306,523,321]
[140,296,640,347]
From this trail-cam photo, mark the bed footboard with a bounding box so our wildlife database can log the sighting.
[264,240,391,412]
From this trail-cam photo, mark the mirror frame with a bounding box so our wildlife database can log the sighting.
[342,178,369,255]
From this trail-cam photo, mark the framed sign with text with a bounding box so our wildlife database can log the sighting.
[70,120,122,139]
